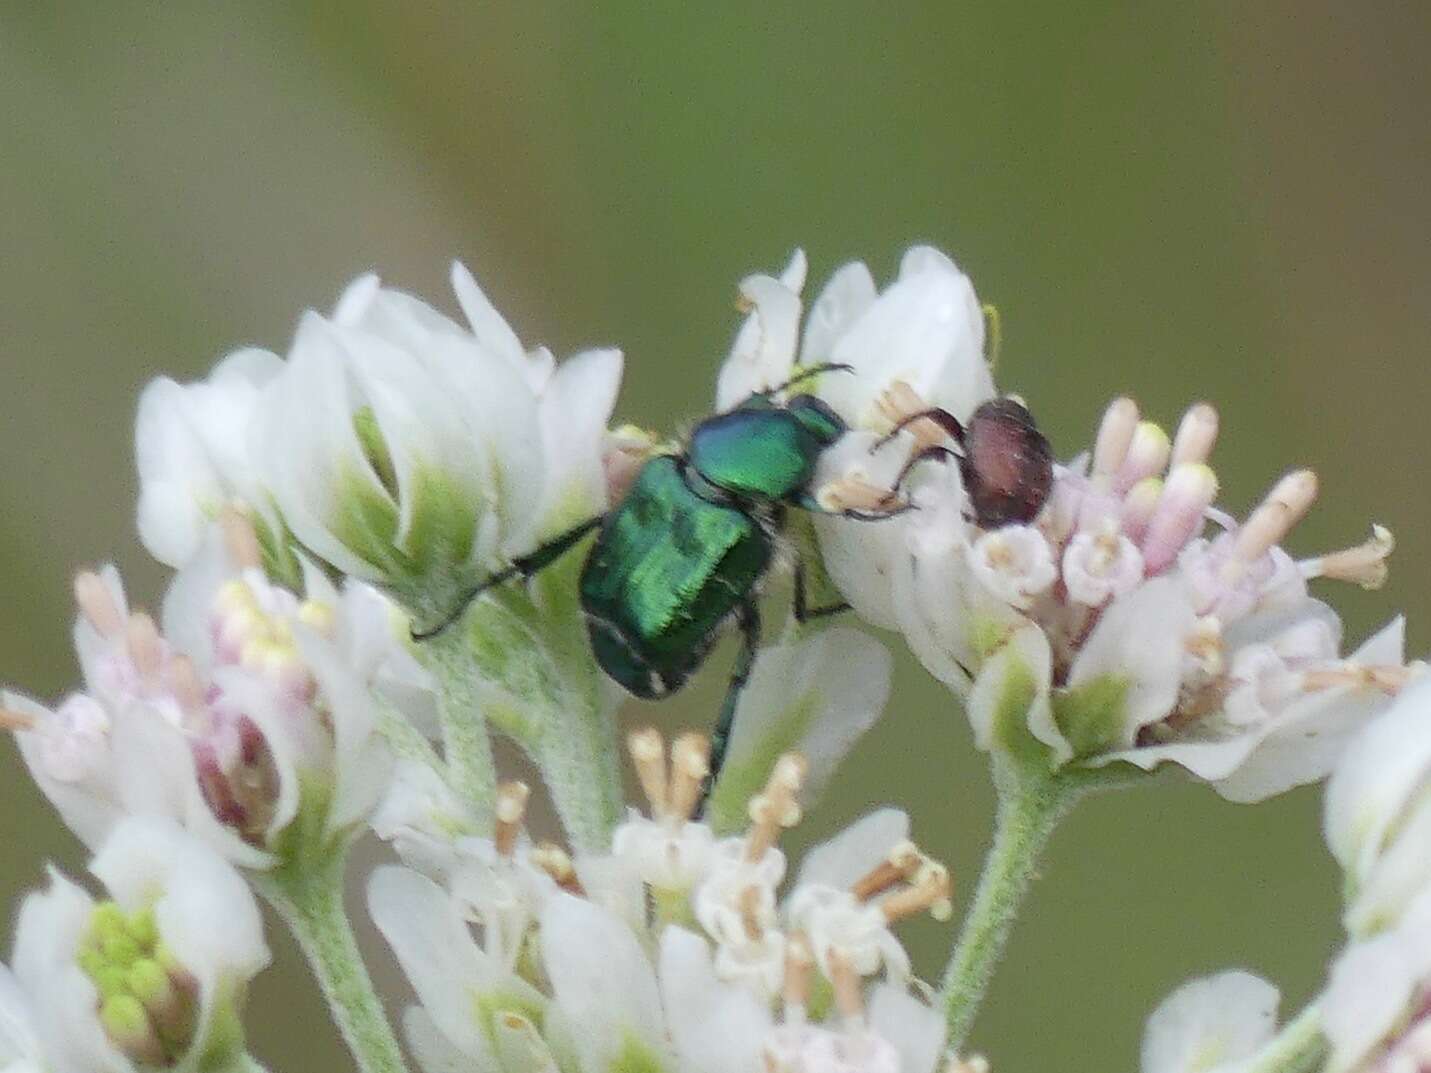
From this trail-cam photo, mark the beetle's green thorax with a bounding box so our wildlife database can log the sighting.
[688,393,846,501]
[579,455,772,698]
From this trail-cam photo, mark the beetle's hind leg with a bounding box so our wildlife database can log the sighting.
[697,599,762,815]
[411,514,605,641]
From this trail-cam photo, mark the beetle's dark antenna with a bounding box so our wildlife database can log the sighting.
[886,444,959,497]
[752,362,854,402]
[411,515,605,641]
[871,407,966,453]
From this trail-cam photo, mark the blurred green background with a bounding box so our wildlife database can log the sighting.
[2,3,1428,1069]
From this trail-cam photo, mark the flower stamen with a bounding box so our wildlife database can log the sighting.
[125,613,164,683]
[1224,469,1319,580]
[850,840,923,901]
[879,860,953,924]
[783,932,814,1022]
[74,571,125,638]
[876,381,946,449]
[220,507,263,570]
[1300,524,1395,589]
[494,780,530,859]
[668,733,711,823]
[827,949,865,1029]
[1170,402,1219,467]
[745,754,806,862]
[0,707,35,731]
[628,727,669,819]
[531,842,584,894]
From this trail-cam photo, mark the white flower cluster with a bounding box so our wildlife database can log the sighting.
[135,264,622,620]
[715,248,1415,802]
[0,818,268,1073]
[2,512,409,869]
[371,731,955,1073]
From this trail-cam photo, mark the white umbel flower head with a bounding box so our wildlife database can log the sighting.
[1140,971,1281,1073]
[252,265,623,623]
[3,514,405,871]
[896,393,1412,802]
[10,817,269,1073]
[370,730,951,1073]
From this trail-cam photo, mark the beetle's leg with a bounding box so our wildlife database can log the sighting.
[887,444,959,496]
[699,599,762,814]
[747,362,854,404]
[411,515,605,641]
[871,407,966,453]
[793,561,850,623]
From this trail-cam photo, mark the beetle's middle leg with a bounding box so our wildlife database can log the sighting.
[411,514,605,641]
[698,598,762,814]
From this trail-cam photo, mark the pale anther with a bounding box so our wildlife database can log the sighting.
[627,727,669,818]
[876,381,946,449]
[667,733,710,822]
[125,613,164,680]
[168,655,206,710]
[880,860,953,924]
[1170,402,1219,467]
[494,781,530,858]
[74,571,124,638]
[1092,397,1139,482]
[818,475,899,514]
[1228,469,1319,571]
[783,931,814,1016]
[1301,524,1394,589]
[0,707,36,731]
[827,948,864,1027]
[531,842,583,894]
[220,507,263,569]
[745,753,807,861]
[850,840,923,901]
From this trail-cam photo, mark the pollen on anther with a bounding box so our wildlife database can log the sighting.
[745,754,807,861]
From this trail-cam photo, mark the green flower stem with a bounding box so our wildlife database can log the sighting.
[939,757,1080,1051]
[425,626,497,832]
[256,854,409,1073]
[1246,1005,1326,1073]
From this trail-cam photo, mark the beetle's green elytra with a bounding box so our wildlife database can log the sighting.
[414,362,903,797]
[580,454,772,699]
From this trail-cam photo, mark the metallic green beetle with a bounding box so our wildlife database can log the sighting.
[416,363,896,790]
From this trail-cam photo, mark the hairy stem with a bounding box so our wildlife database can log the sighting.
[256,854,409,1073]
[939,758,1078,1051]
[424,626,497,831]
[1246,1005,1326,1073]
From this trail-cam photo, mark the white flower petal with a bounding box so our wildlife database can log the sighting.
[715,251,806,412]
[659,928,771,1073]
[868,984,946,1073]
[1140,971,1279,1073]
[369,867,534,1062]
[403,1006,476,1073]
[90,816,269,985]
[796,809,909,891]
[1069,577,1197,740]
[540,892,669,1073]
[801,261,877,368]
